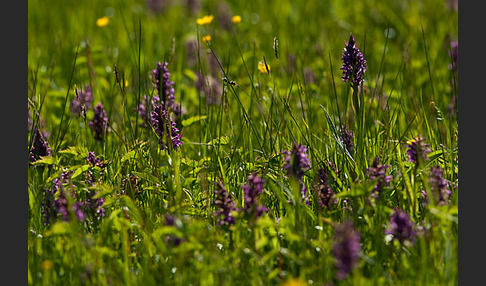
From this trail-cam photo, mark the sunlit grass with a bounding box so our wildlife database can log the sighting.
[28,0,458,285]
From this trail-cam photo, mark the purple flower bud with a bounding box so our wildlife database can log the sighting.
[213,182,236,226]
[89,102,108,141]
[134,95,155,127]
[164,214,176,226]
[87,151,101,167]
[333,221,361,280]
[92,197,106,219]
[51,171,84,222]
[82,195,105,221]
[406,135,431,166]
[283,143,311,203]
[366,156,392,198]
[385,208,416,244]
[86,151,104,184]
[54,190,69,221]
[72,202,86,221]
[448,41,458,72]
[71,84,93,117]
[150,62,182,151]
[429,165,452,205]
[304,66,316,85]
[184,0,201,15]
[28,108,33,131]
[283,143,311,178]
[242,173,268,218]
[163,214,183,245]
[340,125,355,154]
[41,188,56,226]
[152,61,176,113]
[151,105,182,151]
[341,33,367,85]
[216,2,232,31]
[314,168,337,210]
[185,39,199,68]
[146,0,168,14]
[195,73,222,105]
[29,127,52,163]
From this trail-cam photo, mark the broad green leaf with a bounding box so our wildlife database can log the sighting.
[31,156,57,166]
[58,146,88,158]
[71,164,90,179]
[183,68,196,81]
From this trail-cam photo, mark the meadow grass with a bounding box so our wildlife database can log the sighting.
[28,0,458,285]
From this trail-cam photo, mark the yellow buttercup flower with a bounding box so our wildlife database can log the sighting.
[202,35,212,43]
[282,278,307,286]
[41,260,53,271]
[232,15,242,23]
[258,60,270,74]
[196,15,214,25]
[96,16,109,27]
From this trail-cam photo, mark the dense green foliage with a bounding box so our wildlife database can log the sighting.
[28,0,458,285]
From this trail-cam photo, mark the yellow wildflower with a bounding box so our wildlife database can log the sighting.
[196,15,214,25]
[96,16,109,27]
[282,278,307,286]
[202,35,212,43]
[41,260,53,271]
[232,15,242,23]
[258,60,271,74]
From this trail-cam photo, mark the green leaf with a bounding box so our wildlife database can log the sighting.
[119,195,144,227]
[71,164,90,179]
[183,68,197,81]
[207,135,232,146]
[45,222,70,236]
[89,183,115,199]
[58,146,88,158]
[121,150,137,163]
[31,156,57,166]
[182,115,207,127]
